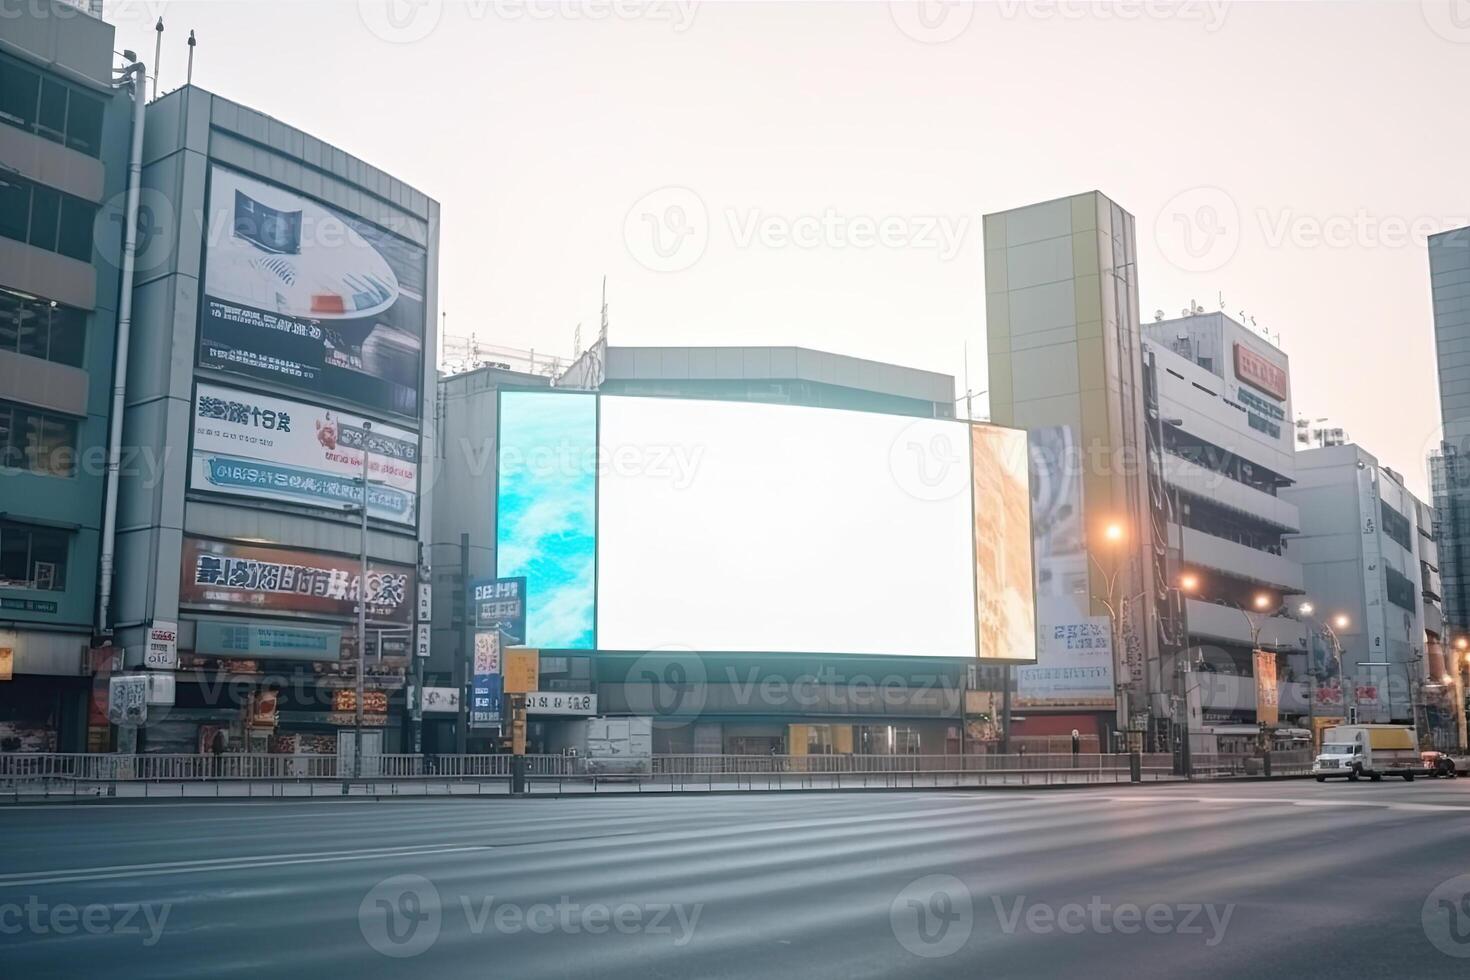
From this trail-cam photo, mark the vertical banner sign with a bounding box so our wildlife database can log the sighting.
[470,577,527,645]
[145,621,179,669]
[1254,650,1279,726]
[470,630,503,727]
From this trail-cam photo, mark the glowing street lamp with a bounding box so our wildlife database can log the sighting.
[1179,572,1200,593]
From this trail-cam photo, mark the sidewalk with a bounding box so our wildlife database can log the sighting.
[3,767,1189,802]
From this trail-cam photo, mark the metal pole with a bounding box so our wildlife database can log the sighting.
[96,58,147,637]
[354,421,371,779]
[455,532,470,754]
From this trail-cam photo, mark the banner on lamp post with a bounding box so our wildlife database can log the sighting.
[1254,649,1279,727]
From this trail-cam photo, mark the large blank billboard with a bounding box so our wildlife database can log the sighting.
[495,391,1035,661]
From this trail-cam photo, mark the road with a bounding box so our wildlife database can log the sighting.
[4,780,1470,978]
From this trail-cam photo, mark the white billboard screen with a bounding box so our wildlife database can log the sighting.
[496,391,1036,660]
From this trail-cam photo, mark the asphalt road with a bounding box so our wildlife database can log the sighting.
[5,780,1470,979]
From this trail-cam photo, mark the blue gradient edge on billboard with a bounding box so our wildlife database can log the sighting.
[495,390,597,649]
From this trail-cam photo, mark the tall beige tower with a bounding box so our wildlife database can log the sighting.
[984,192,1162,742]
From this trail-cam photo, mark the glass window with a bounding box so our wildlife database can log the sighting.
[28,184,59,252]
[47,306,84,367]
[57,197,93,261]
[15,301,45,359]
[28,528,67,590]
[64,92,102,156]
[36,78,67,143]
[0,178,28,242]
[0,527,27,587]
[22,411,76,477]
[0,406,17,470]
[0,290,20,353]
[0,59,38,130]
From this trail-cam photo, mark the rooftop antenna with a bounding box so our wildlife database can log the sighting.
[599,275,609,342]
[1217,291,1225,310]
[964,340,971,421]
[186,30,196,87]
[152,18,163,101]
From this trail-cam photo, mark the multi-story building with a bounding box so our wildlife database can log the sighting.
[1144,313,1304,747]
[431,343,986,756]
[0,4,129,751]
[1284,448,1453,742]
[1429,224,1470,632]
[1295,417,1348,450]
[107,85,439,755]
[983,191,1164,749]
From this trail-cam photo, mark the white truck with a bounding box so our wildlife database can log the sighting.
[1312,724,1431,782]
[548,717,654,776]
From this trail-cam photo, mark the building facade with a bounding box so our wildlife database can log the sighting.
[107,85,439,755]
[983,192,1164,748]
[1143,313,1304,748]
[430,344,997,756]
[0,4,129,751]
[1284,447,1453,742]
[1430,224,1470,633]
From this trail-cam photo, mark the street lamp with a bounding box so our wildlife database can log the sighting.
[1090,519,1141,742]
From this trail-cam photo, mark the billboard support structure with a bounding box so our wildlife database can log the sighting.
[455,532,470,753]
[353,423,371,779]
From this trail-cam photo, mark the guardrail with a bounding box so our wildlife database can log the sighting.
[0,750,1296,800]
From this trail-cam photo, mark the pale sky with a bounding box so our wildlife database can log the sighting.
[106,0,1470,497]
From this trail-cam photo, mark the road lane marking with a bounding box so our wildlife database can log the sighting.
[0,843,494,887]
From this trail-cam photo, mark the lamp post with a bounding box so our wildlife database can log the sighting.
[1174,571,1201,775]
[1090,520,1143,746]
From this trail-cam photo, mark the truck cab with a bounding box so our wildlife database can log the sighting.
[1313,725,1429,782]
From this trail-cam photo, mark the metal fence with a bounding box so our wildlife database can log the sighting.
[0,750,1295,800]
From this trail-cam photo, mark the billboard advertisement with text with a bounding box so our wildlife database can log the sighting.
[190,382,419,525]
[198,166,427,418]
